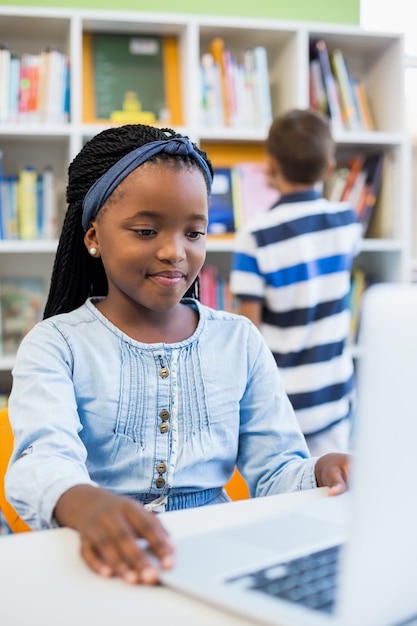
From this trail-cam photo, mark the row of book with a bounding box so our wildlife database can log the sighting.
[0,276,45,356]
[209,162,278,234]
[199,265,238,313]
[200,38,272,129]
[324,152,385,234]
[0,45,70,125]
[1,33,376,133]
[309,39,375,132]
[0,153,59,240]
[208,153,383,236]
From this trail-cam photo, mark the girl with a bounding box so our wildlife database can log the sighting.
[6,124,349,585]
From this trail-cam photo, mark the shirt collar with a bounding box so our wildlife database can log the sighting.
[271,188,321,209]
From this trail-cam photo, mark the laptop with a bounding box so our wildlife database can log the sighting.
[160,283,417,626]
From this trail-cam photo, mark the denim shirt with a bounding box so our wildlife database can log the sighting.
[6,298,317,529]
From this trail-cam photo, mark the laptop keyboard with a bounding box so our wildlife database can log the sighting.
[225,544,342,614]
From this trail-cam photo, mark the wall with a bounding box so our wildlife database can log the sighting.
[0,0,360,25]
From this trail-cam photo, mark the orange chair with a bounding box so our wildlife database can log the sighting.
[225,466,250,501]
[0,407,31,532]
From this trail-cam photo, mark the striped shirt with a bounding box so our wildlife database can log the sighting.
[230,190,362,436]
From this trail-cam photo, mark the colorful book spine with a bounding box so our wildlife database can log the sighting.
[330,49,361,131]
[352,78,375,131]
[39,166,57,239]
[309,58,328,114]
[209,37,231,127]
[0,44,11,123]
[311,40,345,131]
[17,166,38,239]
[200,52,224,127]
[8,53,21,123]
[19,53,41,123]
[252,45,272,128]
[340,154,365,201]
[0,149,3,239]
[1,175,19,239]
[162,36,183,126]
[209,168,235,234]
[357,153,385,233]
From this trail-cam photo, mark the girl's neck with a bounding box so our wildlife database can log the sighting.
[95,298,198,344]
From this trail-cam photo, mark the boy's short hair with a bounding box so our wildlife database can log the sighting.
[266,109,335,185]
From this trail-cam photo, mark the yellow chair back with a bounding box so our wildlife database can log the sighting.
[0,407,31,532]
[225,466,250,500]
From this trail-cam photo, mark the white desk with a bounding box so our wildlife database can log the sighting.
[1,488,328,626]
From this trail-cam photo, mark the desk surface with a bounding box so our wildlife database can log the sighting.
[1,488,328,626]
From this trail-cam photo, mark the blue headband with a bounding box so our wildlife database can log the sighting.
[82,136,213,231]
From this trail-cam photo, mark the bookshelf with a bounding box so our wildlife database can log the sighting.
[0,6,412,392]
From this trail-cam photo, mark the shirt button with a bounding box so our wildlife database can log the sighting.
[159,422,169,434]
[159,367,169,378]
[156,462,167,474]
[159,409,170,421]
[155,477,165,488]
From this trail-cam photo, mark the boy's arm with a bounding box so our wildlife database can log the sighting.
[238,298,262,328]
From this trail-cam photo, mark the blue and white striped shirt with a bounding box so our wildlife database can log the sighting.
[230,190,362,436]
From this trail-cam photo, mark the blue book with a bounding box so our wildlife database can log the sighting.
[208,168,235,234]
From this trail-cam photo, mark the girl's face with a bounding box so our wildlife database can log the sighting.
[84,161,209,316]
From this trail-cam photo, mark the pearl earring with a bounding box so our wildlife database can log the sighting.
[89,247,98,256]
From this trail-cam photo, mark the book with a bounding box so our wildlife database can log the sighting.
[242,48,257,127]
[17,166,38,239]
[0,277,45,355]
[85,32,171,124]
[310,40,345,131]
[356,153,385,234]
[252,45,272,128]
[199,264,236,312]
[42,47,68,124]
[326,152,385,234]
[200,52,224,127]
[18,53,41,123]
[325,165,350,202]
[349,266,367,341]
[340,154,365,201]
[209,168,236,233]
[161,35,183,126]
[199,264,218,308]
[233,162,278,228]
[330,49,362,131]
[209,38,231,127]
[0,149,3,239]
[352,78,375,131]
[309,58,328,114]
[1,175,18,239]
[8,52,21,123]
[0,44,11,123]
[38,166,57,239]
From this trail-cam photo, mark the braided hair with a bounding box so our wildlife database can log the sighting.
[43,124,213,319]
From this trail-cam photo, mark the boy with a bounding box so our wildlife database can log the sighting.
[230,109,362,456]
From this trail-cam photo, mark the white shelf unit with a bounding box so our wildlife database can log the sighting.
[0,7,412,387]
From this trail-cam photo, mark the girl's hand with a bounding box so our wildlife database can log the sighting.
[54,485,174,584]
[314,453,350,496]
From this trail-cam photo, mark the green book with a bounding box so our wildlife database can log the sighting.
[91,33,167,122]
